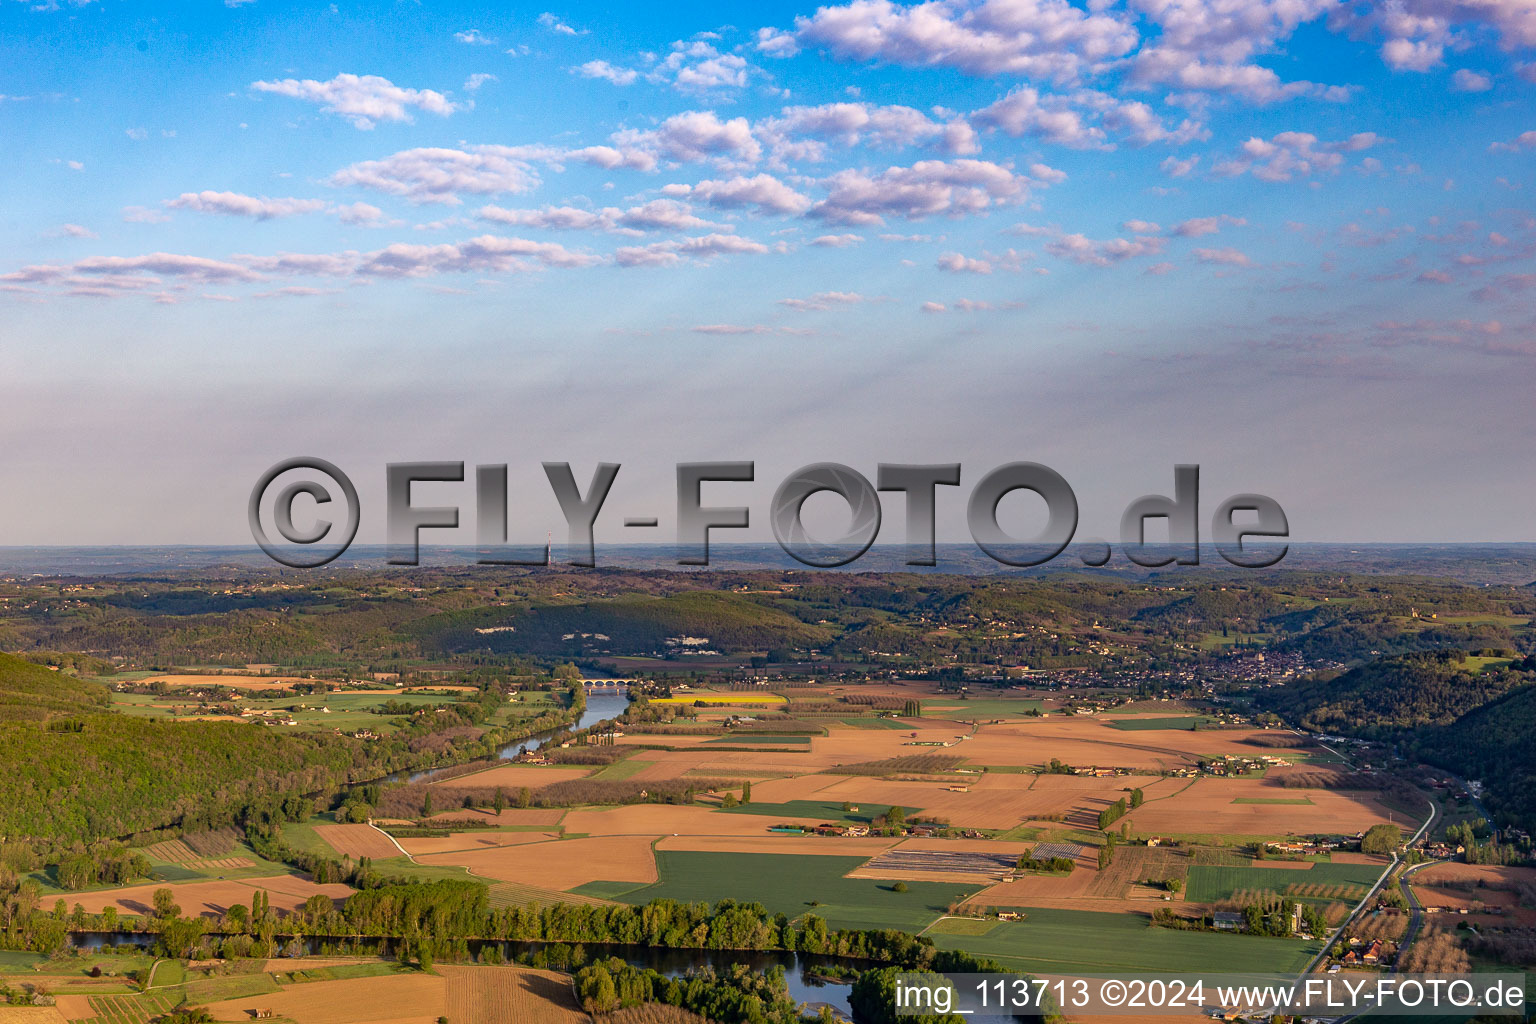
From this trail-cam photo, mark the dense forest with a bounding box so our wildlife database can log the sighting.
[1417,684,1536,831]
[1258,651,1536,736]
[412,591,835,657]
[0,651,110,721]
[0,652,585,851]
[1258,650,1536,830]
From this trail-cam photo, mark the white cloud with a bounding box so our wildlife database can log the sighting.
[647,40,751,94]
[615,110,762,166]
[1019,222,1165,266]
[755,26,800,57]
[809,233,863,247]
[1451,68,1493,91]
[464,73,498,92]
[810,158,1037,225]
[1126,0,1344,103]
[329,146,545,203]
[479,205,614,231]
[1193,245,1252,266]
[2,253,260,289]
[1346,1,1536,74]
[671,173,812,215]
[563,145,658,172]
[1045,232,1165,265]
[1212,131,1385,182]
[618,199,723,231]
[575,60,639,86]
[778,290,870,310]
[335,202,386,225]
[58,223,97,238]
[613,233,772,267]
[972,88,1107,149]
[478,199,720,234]
[165,191,329,220]
[761,102,980,160]
[357,234,598,276]
[1161,154,1199,177]
[538,12,586,35]
[1171,214,1245,237]
[1489,130,1536,152]
[455,29,497,45]
[973,87,1206,149]
[692,323,772,335]
[1382,37,1443,70]
[251,73,459,129]
[937,251,991,273]
[779,0,1138,82]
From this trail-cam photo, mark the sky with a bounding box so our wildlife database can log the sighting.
[0,0,1534,552]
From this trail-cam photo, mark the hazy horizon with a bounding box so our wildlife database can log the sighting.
[3,0,1534,546]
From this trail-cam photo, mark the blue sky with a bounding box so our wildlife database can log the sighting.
[1,0,1534,548]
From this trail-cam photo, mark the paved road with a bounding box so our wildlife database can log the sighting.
[1391,860,1435,970]
[1297,796,1438,979]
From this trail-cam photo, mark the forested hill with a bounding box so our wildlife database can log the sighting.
[1259,651,1536,831]
[0,650,109,721]
[1258,650,1536,737]
[1417,685,1536,830]
[0,649,556,851]
[411,591,834,657]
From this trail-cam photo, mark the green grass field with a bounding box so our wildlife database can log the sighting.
[619,851,978,932]
[0,950,43,971]
[714,800,910,823]
[368,855,503,888]
[927,917,1000,936]
[1104,716,1219,731]
[568,879,655,899]
[920,698,1043,718]
[590,757,652,780]
[180,971,282,1002]
[837,716,912,729]
[1185,862,1384,902]
[929,907,1323,974]
[280,816,340,859]
[150,959,187,987]
[272,962,405,985]
[702,734,813,747]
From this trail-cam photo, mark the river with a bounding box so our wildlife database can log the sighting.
[496,689,630,759]
[69,933,855,1014]
[396,687,630,784]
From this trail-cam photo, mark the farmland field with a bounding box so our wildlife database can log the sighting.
[415,834,659,890]
[69,875,356,919]
[619,850,980,932]
[929,907,1324,974]
[649,693,787,705]
[1103,716,1218,731]
[312,823,401,860]
[440,964,588,1024]
[1184,861,1386,902]
[200,970,444,1023]
[714,800,903,823]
